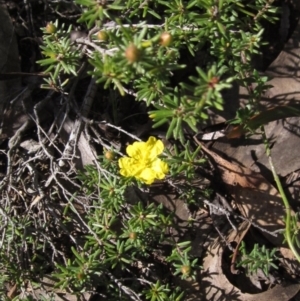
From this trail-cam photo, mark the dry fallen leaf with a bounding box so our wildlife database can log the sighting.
[194,136,299,247]
[201,221,300,301]
[208,15,300,179]
[31,275,91,301]
[7,283,17,299]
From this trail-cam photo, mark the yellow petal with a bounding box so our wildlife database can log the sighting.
[119,157,130,169]
[146,137,164,159]
[119,157,146,178]
[138,168,157,184]
[151,159,168,179]
[119,158,136,176]
[119,137,168,184]
[126,143,139,158]
[119,157,132,177]
[126,142,147,160]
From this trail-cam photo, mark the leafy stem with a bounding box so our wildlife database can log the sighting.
[263,127,300,262]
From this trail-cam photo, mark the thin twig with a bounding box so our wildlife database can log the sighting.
[75,38,118,56]
[58,78,97,167]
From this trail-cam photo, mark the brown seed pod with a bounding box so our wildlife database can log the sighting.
[104,150,115,161]
[160,32,172,47]
[97,31,108,41]
[129,232,137,240]
[45,23,57,34]
[77,272,85,280]
[125,44,140,63]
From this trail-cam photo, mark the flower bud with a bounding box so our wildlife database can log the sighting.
[125,44,140,63]
[160,32,172,47]
[97,31,108,41]
[129,232,137,240]
[45,23,57,34]
[181,265,191,276]
[77,272,85,280]
[141,40,152,48]
[104,150,115,161]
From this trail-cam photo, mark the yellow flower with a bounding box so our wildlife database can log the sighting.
[118,137,169,185]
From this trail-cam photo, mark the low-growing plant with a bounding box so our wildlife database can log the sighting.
[3,0,299,299]
[38,0,279,143]
[53,139,200,299]
[237,241,278,277]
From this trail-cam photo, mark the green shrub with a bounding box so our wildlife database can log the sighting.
[1,0,283,299]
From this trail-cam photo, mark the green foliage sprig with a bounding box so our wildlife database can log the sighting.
[237,241,278,276]
[37,20,81,90]
[53,149,196,299]
[37,0,279,142]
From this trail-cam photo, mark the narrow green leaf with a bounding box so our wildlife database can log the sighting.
[166,117,177,139]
